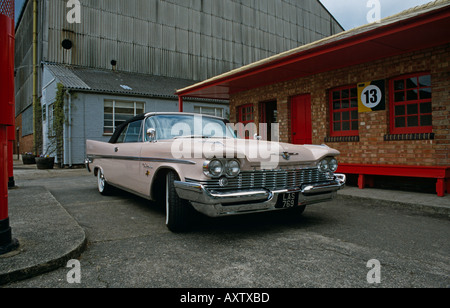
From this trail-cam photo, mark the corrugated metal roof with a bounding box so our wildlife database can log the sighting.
[44,63,202,99]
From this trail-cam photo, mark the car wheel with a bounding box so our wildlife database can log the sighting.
[165,171,192,232]
[97,169,113,196]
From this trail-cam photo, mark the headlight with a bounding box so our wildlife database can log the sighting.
[225,160,241,177]
[204,159,241,178]
[329,158,338,172]
[319,160,329,172]
[208,160,224,177]
[318,158,338,173]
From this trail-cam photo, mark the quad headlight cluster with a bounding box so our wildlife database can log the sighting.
[203,159,241,178]
[318,157,339,173]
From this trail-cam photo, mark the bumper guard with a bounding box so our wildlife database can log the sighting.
[174,174,346,217]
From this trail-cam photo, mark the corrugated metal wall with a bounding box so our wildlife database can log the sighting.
[15,0,343,115]
[45,0,343,80]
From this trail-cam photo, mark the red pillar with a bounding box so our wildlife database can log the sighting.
[0,0,19,255]
[179,96,184,113]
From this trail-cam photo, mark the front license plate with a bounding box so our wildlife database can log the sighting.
[276,193,300,209]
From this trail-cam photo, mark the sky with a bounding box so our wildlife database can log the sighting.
[319,0,436,30]
[14,0,435,29]
[14,0,26,25]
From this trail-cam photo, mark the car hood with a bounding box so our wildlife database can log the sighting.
[168,138,340,166]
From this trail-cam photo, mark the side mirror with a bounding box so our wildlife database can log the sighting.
[147,128,157,143]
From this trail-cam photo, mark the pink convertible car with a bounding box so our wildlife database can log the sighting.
[86,113,346,232]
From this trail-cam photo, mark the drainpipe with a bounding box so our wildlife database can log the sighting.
[66,90,72,168]
[32,0,38,155]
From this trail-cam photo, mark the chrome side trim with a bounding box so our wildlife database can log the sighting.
[86,155,196,165]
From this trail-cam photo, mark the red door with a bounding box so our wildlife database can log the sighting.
[291,94,312,145]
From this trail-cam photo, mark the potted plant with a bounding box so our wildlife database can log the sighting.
[22,153,37,165]
[36,155,55,170]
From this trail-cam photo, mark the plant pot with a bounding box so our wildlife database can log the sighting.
[22,154,36,165]
[36,157,55,170]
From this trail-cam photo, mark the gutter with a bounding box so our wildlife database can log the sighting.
[66,90,72,168]
[32,0,38,154]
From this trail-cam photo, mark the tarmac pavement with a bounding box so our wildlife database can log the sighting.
[0,160,449,286]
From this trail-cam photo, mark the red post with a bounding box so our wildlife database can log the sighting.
[0,0,19,255]
[178,96,184,113]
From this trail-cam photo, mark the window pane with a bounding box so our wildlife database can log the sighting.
[342,89,349,99]
[394,80,404,90]
[406,77,418,89]
[407,104,418,115]
[395,105,405,116]
[334,122,341,132]
[350,99,358,108]
[116,101,133,109]
[333,102,341,110]
[407,116,419,127]
[350,88,357,98]
[419,75,431,87]
[352,121,359,131]
[420,102,432,114]
[104,113,113,121]
[342,122,350,131]
[395,117,406,128]
[104,127,114,135]
[395,92,405,102]
[333,113,341,121]
[116,114,133,122]
[421,115,432,126]
[116,107,135,115]
[341,100,349,109]
[332,91,340,100]
[406,90,418,101]
[420,88,432,100]
[342,111,350,121]
[351,110,358,120]
[104,120,113,127]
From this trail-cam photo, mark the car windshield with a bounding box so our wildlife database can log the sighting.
[146,114,237,141]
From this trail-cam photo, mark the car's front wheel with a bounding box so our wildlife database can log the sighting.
[165,171,192,232]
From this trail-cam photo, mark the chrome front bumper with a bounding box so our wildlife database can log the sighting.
[174,174,346,217]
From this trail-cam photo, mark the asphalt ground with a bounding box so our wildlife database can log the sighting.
[1,164,449,288]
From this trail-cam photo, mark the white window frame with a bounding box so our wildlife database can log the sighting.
[194,106,225,118]
[104,100,145,135]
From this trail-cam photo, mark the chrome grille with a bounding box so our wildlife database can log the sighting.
[186,168,332,192]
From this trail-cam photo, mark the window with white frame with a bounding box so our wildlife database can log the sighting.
[104,100,145,135]
[194,106,225,118]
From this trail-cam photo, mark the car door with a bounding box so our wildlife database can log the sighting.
[109,119,144,192]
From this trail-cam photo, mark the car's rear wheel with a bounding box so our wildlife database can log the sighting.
[165,171,192,232]
[97,169,114,196]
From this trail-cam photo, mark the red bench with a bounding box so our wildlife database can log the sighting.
[337,164,450,197]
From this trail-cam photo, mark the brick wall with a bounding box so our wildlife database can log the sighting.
[230,44,450,166]
[14,113,34,155]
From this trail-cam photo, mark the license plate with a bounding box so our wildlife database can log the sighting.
[276,193,300,209]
